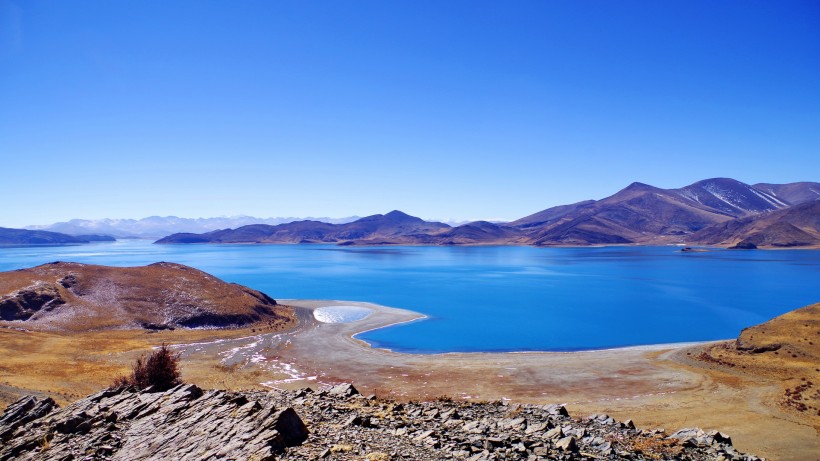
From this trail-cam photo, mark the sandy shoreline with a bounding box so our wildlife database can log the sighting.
[283,298,720,354]
[263,299,818,461]
[274,299,714,402]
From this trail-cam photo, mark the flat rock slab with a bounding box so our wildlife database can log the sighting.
[0,384,307,461]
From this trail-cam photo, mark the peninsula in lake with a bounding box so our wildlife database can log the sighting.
[155,178,820,248]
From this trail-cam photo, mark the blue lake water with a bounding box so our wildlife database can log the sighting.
[1,240,818,353]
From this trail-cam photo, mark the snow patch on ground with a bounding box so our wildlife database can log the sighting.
[678,189,702,204]
[750,188,787,208]
[313,305,373,323]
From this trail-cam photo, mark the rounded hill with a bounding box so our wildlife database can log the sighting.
[0,262,292,332]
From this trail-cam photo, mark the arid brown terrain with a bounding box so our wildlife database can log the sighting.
[0,261,293,331]
[694,302,820,428]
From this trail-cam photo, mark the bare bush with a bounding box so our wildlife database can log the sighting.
[112,344,182,391]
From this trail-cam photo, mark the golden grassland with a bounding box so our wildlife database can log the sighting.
[694,302,820,429]
[0,314,296,409]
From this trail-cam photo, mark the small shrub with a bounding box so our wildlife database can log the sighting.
[113,344,182,391]
[111,375,132,388]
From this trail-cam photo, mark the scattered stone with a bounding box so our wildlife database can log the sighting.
[0,382,758,461]
[544,426,563,439]
[326,383,359,398]
[555,435,578,452]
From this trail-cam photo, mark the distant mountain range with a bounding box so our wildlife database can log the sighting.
[155,178,820,248]
[156,211,455,245]
[24,215,362,239]
[4,178,817,248]
[509,178,817,246]
[0,228,115,245]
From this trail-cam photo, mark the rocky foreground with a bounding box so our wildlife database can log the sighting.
[0,383,761,461]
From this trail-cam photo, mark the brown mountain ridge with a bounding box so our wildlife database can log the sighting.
[690,200,820,248]
[155,179,820,248]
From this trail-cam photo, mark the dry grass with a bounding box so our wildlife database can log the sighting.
[694,302,820,428]
[0,323,295,409]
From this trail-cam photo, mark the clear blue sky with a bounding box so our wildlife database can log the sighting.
[1,1,818,227]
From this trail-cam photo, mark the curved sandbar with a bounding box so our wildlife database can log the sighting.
[271,300,817,461]
[278,300,709,402]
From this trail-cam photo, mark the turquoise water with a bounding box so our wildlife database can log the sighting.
[1,240,818,352]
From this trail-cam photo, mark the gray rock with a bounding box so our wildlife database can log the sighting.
[0,385,308,461]
[544,426,563,439]
[0,396,57,442]
[0,383,762,461]
[344,414,363,427]
[326,383,359,397]
[524,421,549,434]
[555,435,577,452]
[708,429,733,446]
[544,404,569,417]
[670,427,706,444]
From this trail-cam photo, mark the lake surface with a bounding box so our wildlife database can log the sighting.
[1,240,818,353]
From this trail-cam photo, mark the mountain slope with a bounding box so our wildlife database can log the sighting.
[528,215,635,245]
[509,200,596,229]
[0,262,292,331]
[421,221,525,245]
[517,178,802,246]
[334,210,450,240]
[677,178,788,216]
[752,182,820,206]
[690,200,820,247]
[156,211,451,244]
[519,181,732,245]
[0,227,91,245]
[696,302,820,424]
